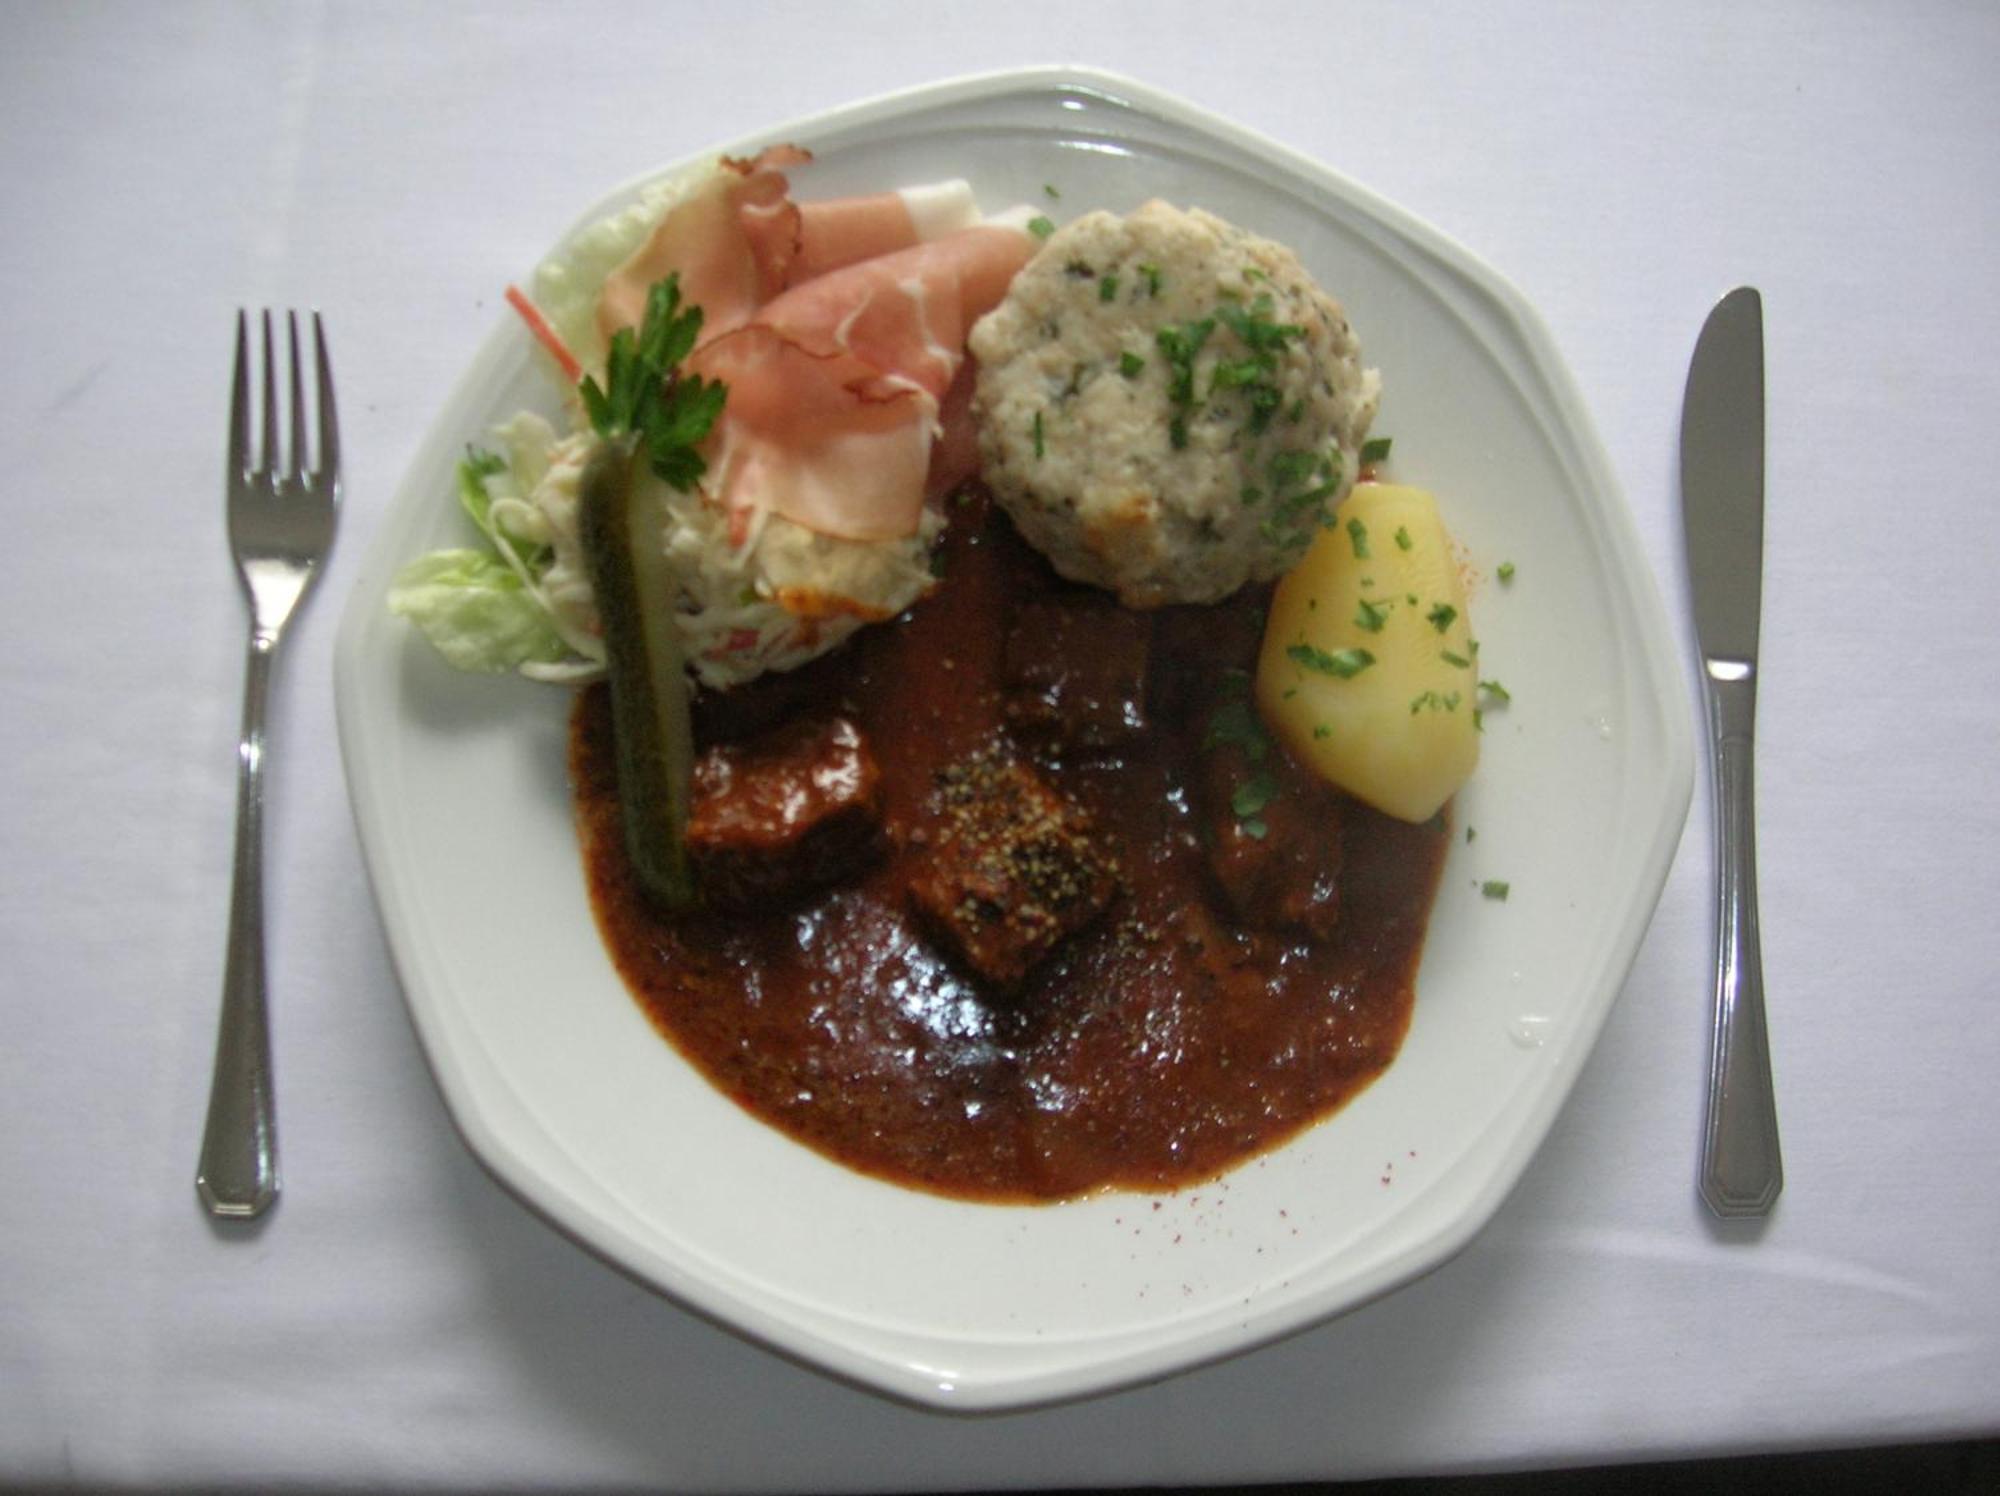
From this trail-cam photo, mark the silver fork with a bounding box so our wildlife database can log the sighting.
[197,311,340,1219]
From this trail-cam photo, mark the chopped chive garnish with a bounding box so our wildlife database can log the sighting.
[1498,561,1516,583]
[1426,603,1458,633]
[1482,880,1511,901]
[1466,826,1478,843]
[1269,450,1317,488]
[1288,643,1375,679]
[1099,274,1119,303]
[1156,317,1216,403]
[1441,650,1472,669]
[1215,295,1304,356]
[1203,696,1270,762]
[1312,723,1332,739]
[1210,356,1265,389]
[1028,215,1056,240]
[1231,768,1279,820]
[1355,598,1390,633]
[1479,678,1512,703]
[1241,817,1269,840]
[1394,526,1413,551]
[1346,517,1370,558]
[1032,410,1045,459]
[1043,183,1060,199]
[1360,435,1393,465]
[1138,262,1162,296]
[1119,350,1145,378]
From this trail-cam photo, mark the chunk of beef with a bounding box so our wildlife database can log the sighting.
[1001,595,1150,755]
[689,646,855,745]
[1200,734,1344,939]
[685,714,883,908]
[907,747,1119,988]
[1146,588,1270,726]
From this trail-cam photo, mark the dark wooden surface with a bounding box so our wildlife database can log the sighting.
[1023,1438,2000,1495]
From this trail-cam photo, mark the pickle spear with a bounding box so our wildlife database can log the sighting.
[577,439,698,910]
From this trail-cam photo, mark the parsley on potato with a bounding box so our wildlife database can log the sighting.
[1255,483,1479,822]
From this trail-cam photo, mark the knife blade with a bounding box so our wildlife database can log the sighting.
[1681,286,1782,1218]
[1683,289,1765,667]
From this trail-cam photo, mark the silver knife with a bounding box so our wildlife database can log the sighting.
[1681,286,1782,1217]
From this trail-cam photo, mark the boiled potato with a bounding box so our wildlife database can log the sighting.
[1255,483,1478,822]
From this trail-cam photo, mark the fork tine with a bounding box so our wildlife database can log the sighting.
[227,311,250,478]
[258,311,278,479]
[312,312,340,481]
[285,311,308,480]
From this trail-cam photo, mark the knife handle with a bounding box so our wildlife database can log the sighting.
[1699,666,1782,1217]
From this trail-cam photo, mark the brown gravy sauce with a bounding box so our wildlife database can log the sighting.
[570,494,1449,1202]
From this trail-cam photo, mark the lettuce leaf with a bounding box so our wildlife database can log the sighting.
[457,446,549,570]
[387,550,567,673]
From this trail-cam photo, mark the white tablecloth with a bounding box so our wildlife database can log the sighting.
[4,1,1996,1487]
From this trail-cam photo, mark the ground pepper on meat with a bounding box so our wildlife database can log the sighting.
[908,745,1119,988]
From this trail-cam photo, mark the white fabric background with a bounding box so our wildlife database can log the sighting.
[2,0,1996,1488]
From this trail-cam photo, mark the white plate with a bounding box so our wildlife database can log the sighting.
[334,66,1693,1410]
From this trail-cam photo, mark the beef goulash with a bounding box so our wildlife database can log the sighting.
[572,492,1451,1201]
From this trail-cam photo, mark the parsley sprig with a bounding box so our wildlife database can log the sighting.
[579,273,727,491]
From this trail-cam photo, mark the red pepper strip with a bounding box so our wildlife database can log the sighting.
[504,284,583,384]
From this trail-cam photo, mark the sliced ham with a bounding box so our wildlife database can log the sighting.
[594,150,1031,550]
[782,183,979,286]
[595,147,978,349]
[688,222,1035,544]
[596,145,807,352]
[693,329,936,548]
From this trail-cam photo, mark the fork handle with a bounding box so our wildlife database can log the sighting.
[1699,668,1781,1217]
[197,633,281,1217]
